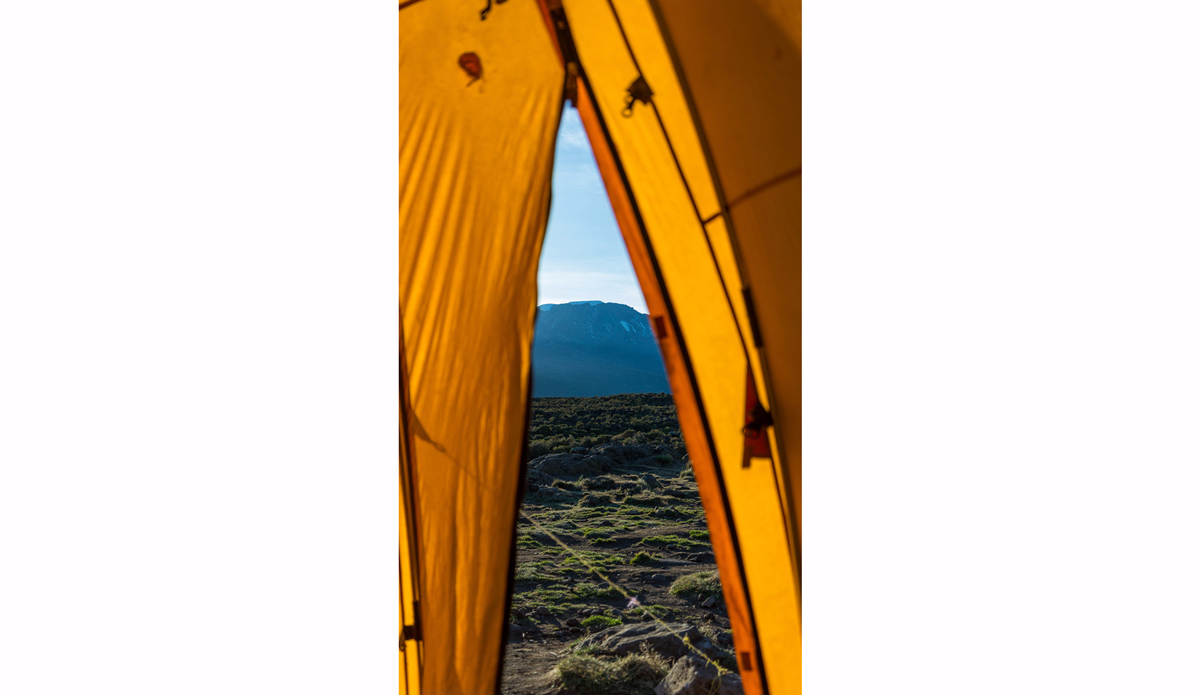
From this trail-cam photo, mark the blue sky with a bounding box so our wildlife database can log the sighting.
[537,108,648,313]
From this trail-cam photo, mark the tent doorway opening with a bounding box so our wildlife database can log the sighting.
[499,107,742,695]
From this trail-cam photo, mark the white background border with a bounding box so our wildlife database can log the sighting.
[0,3,399,692]
[804,1,1200,692]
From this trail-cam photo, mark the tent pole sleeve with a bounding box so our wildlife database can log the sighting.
[399,306,424,692]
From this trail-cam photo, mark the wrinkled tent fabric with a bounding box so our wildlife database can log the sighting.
[399,1,800,693]
[399,2,562,693]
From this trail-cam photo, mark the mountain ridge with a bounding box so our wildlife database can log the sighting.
[532,301,670,397]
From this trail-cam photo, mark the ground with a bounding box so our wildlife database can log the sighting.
[500,441,734,695]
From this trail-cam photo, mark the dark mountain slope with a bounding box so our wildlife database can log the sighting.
[532,301,670,397]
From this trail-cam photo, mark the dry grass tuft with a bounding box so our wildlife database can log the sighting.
[553,648,672,695]
[669,570,722,599]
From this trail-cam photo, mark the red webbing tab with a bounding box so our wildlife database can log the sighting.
[742,368,772,466]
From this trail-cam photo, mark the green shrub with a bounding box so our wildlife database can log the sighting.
[580,615,622,630]
[528,440,551,459]
[513,563,558,583]
[652,506,694,520]
[697,626,740,671]
[553,650,671,695]
[525,488,572,507]
[625,605,669,620]
[688,529,710,540]
[562,550,626,568]
[624,494,667,507]
[640,534,706,550]
[669,570,722,599]
[567,508,612,523]
[582,475,620,491]
[515,534,541,549]
[629,551,657,565]
[519,587,571,603]
[573,582,622,599]
[527,395,680,449]
[580,525,617,544]
[579,493,612,506]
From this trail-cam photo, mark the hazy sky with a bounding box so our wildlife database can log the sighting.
[537,109,648,314]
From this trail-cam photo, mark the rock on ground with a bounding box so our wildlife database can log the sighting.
[525,442,688,490]
[591,444,656,464]
[572,622,722,661]
[527,453,614,482]
[654,655,744,695]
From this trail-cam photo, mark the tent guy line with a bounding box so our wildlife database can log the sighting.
[518,510,737,680]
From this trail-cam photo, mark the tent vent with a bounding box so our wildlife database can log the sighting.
[622,76,653,117]
[739,651,754,672]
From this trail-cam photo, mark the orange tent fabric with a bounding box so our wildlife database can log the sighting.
[399,2,561,692]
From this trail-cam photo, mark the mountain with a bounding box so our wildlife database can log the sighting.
[532,301,670,397]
